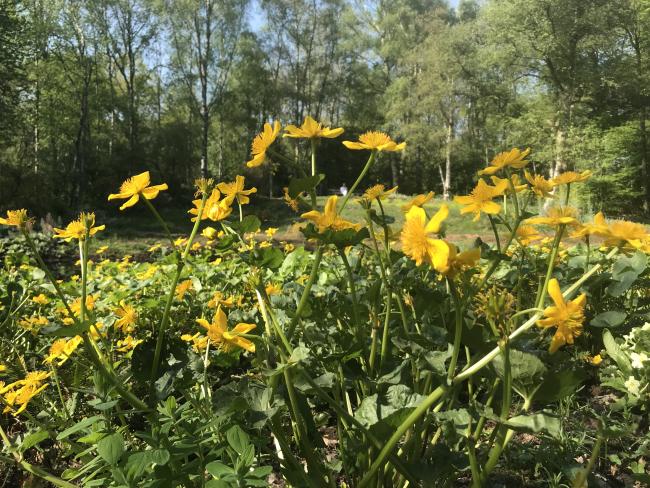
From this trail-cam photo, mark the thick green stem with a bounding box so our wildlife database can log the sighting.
[447,280,464,384]
[488,216,501,254]
[454,247,619,384]
[287,246,324,340]
[535,224,565,309]
[358,385,447,488]
[340,151,376,211]
[150,193,207,383]
[572,431,603,488]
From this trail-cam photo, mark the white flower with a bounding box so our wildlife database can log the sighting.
[624,376,641,396]
[631,352,649,369]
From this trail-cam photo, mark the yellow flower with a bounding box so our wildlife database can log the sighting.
[590,354,603,366]
[265,227,278,239]
[1,371,50,415]
[454,179,509,222]
[19,316,48,334]
[148,243,162,252]
[524,171,555,198]
[0,209,31,228]
[552,170,592,185]
[196,307,256,353]
[537,278,586,353]
[95,245,109,255]
[217,175,257,206]
[116,335,143,353]
[402,192,435,212]
[208,292,235,309]
[114,301,137,334]
[89,322,105,340]
[181,333,208,353]
[265,283,282,296]
[570,212,609,239]
[525,206,580,228]
[189,189,232,222]
[69,295,96,317]
[597,220,649,250]
[202,226,218,240]
[174,237,188,248]
[283,187,301,212]
[53,212,105,241]
[136,264,159,280]
[284,242,295,253]
[44,336,83,366]
[301,195,360,233]
[32,294,49,305]
[400,205,449,268]
[342,131,406,152]
[363,184,398,202]
[515,225,543,246]
[175,280,193,300]
[247,121,281,168]
[283,115,344,139]
[107,171,168,210]
[439,245,481,277]
[478,148,530,176]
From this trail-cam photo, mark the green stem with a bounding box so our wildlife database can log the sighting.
[150,192,208,384]
[340,151,376,211]
[488,215,501,254]
[454,247,619,384]
[358,385,447,488]
[572,431,603,488]
[535,224,565,309]
[142,197,177,251]
[447,280,464,384]
[287,246,324,341]
[338,250,362,341]
[50,365,70,420]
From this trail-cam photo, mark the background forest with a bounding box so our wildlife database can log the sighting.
[1,0,649,219]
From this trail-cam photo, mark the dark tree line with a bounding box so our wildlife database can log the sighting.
[1,0,649,217]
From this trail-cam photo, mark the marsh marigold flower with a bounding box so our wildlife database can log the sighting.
[570,212,609,240]
[454,179,509,222]
[0,209,30,228]
[524,171,555,198]
[343,131,406,152]
[402,192,434,212]
[53,212,105,241]
[552,170,592,185]
[301,195,360,233]
[525,206,580,228]
[196,307,256,353]
[443,246,481,277]
[515,225,543,246]
[247,121,281,168]
[363,184,398,202]
[601,220,650,250]
[32,294,49,305]
[1,371,50,415]
[400,205,449,268]
[537,278,586,353]
[44,336,83,366]
[116,335,143,353]
[478,148,530,176]
[108,171,168,210]
[284,116,344,139]
[189,189,233,222]
[175,280,193,300]
[114,301,137,334]
[217,175,257,206]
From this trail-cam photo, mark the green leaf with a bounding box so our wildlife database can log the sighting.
[19,430,49,452]
[232,215,261,234]
[206,461,235,477]
[534,368,587,404]
[503,413,561,438]
[97,432,124,465]
[603,329,631,375]
[288,174,324,198]
[56,416,104,440]
[125,449,170,480]
[226,426,250,455]
[590,311,627,328]
[493,349,546,400]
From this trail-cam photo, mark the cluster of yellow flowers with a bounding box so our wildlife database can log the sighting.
[245,116,406,168]
[0,371,50,415]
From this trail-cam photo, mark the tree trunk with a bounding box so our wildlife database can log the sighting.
[442,118,453,200]
[640,108,649,211]
[390,159,399,188]
[552,116,566,179]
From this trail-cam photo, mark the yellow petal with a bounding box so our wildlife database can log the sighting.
[425,204,448,233]
[547,279,565,309]
[119,194,140,210]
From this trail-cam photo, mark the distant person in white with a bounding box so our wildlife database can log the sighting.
[340,183,348,196]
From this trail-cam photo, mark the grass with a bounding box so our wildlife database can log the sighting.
[92,194,494,255]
